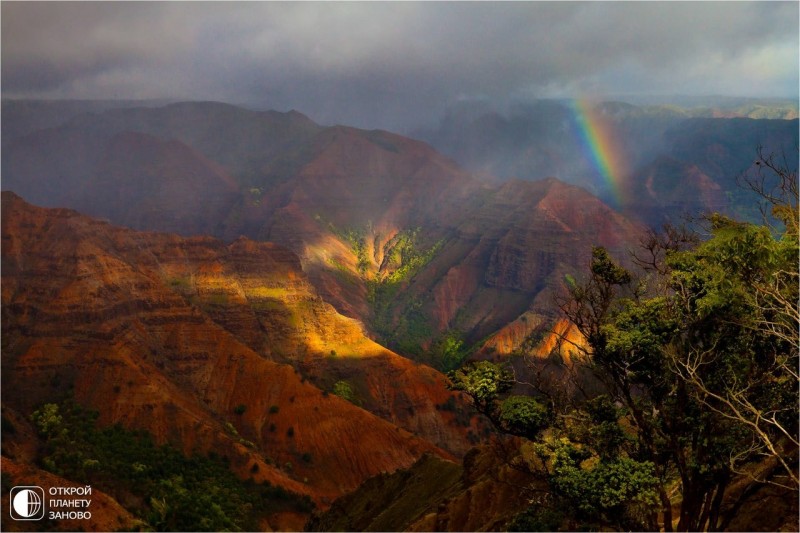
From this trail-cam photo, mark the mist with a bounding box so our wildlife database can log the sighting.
[3,2,798,132]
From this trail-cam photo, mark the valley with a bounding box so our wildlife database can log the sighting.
[1,98,797,531]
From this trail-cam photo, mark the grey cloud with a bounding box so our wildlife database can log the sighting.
[2,2,797,130]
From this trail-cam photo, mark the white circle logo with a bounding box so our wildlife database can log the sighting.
[10,487,45,520]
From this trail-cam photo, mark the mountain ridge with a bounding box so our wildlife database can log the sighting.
[1,192,477,512]
[1,99,650,362]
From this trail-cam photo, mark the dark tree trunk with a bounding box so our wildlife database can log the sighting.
[660,486,674,532]
[708,475,729,531]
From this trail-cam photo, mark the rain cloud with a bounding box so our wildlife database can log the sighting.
[3,1,798,130]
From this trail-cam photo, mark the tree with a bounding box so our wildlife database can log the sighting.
[451,152,798,531]
[668,151,799,490]
[556,152,798,530]
[450,355,660,530]
[449,360,514,415]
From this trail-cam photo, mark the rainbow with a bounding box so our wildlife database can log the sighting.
[569,98,629,207]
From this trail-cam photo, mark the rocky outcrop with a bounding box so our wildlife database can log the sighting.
[481,315,583,361]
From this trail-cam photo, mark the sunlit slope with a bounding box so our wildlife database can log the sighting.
[1,192,474,505]
[1,101,647,362]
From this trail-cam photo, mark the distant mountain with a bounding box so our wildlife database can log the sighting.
[607,94,799,119]
[2,101,322,210]
[623,117,799,226]
[414,99,798,225]
[1,101,470,339]
[83,131,240,236]
[1,98,176,143]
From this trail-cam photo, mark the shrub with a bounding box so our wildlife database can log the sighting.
[332,380,356,403]
[498,395,551,438]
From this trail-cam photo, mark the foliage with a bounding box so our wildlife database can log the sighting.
[431,332,473,372]
[532,438,660,529]
[31,401,313,531]
[561,238,794,529]
[332,380,357,404]
[448,360,514,413]
[447,152,798,532]
[318,219,371,274]
[664,213,799,486]
[580,395,629,459]
[498,396,552,439]
[555,154,799,531]
[366,229,444,356]
[31,403,62,436]
[381,229,442,284]
[349,231,371,275]
[507,505,565,532]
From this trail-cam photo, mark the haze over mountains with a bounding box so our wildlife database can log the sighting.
[2,97,797,351]
[414,98,798,222]
[1,96,798,530]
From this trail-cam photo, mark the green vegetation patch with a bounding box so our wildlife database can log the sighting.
[331,380,361,406]
[31,401,313,531]
[318,221,449,359]
[167,276,194,294]
[381,228,442,284]
[318,218,371,274]
[367,228,444,357]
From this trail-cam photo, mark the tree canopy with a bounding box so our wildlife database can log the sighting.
[449,152,798,531]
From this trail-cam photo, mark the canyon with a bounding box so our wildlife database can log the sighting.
[2,98,797,531]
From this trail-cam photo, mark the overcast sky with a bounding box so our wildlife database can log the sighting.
[3,1,798,131]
